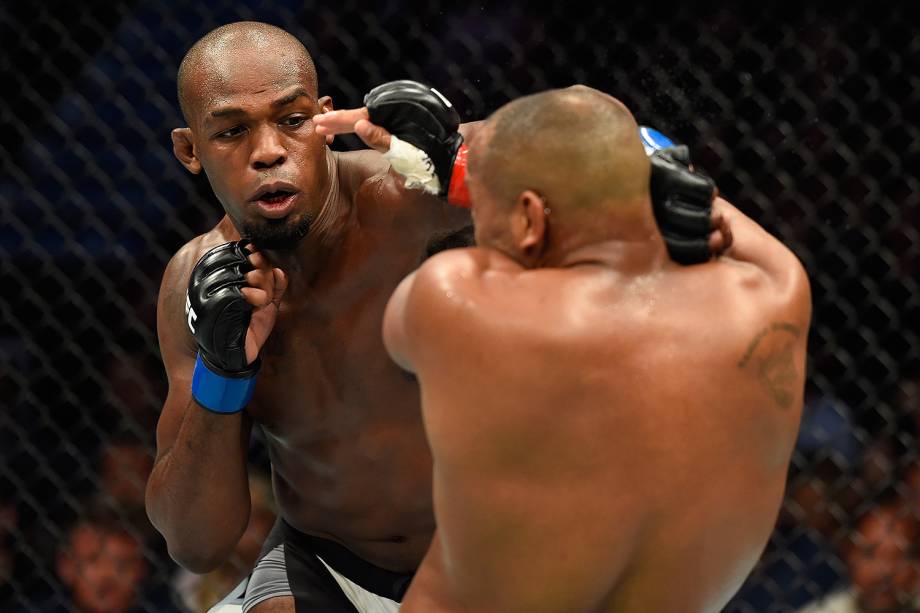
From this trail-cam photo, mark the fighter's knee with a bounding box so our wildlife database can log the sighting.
[249,596,296,613]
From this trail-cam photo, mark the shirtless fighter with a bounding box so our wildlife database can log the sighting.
[375,88,812,612]
[145,22,725,612]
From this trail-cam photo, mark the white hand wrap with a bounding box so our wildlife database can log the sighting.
[383,135,442,195]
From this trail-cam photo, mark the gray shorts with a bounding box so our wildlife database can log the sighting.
[208,520,413,613]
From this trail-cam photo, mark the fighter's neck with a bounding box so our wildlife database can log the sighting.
[542,209,668,273]
[552,232,669,275]
[261,149,351,279]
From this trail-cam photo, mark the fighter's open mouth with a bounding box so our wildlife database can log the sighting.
[258,189,296,203]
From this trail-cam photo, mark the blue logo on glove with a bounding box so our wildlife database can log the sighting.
[638,126,675,156]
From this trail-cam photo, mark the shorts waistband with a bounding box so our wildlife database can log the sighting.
[280,520,415,602]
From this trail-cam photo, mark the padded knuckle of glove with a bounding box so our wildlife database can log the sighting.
[364,80,463,193]
[661,233,712,265]
[187,240,256,375]
[650,145,715,264]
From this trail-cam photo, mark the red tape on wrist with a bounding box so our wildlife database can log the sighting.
[447,144,471,208]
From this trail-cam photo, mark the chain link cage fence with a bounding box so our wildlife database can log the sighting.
[1,1,918,611]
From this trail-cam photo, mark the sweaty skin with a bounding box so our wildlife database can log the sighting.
[145,22,473,582]
[147,24,733,613]
[385,89,812,613]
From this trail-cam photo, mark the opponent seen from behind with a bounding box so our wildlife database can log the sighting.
[380,87,812,612]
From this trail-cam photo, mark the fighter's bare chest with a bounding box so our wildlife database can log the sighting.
[246,245,423,430]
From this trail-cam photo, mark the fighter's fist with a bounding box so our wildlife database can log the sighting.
[640,127,722,264]
[186,241,287,413]
[364,80,464,197]
[313,81,470,205]
[187,240,287,374]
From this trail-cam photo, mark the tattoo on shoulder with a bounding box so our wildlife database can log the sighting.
[738,322,801,409]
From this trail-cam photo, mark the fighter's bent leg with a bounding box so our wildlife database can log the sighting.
[209,520,356,613]
[249,596,295,612]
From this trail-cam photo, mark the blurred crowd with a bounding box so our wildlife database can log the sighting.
[1,365,917,612]
[734,375,920,612]
[1,413,277,612]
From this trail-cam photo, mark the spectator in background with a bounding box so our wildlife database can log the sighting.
[728,394,850,611]
[173,471,276,612]
[93,435,184,610]
[906,464,920,513]
[98,435,154,513]
[789,394,864,538]
[58,513,148,613]
[739,395,862,609]
[799,498,920,612]
[787,381,920,613]
[104,351,167,433]
[846,502,920,612]
[895,372,920,511]
[12,505,182,613]
[84,435,162,561]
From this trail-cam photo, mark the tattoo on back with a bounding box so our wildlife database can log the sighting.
[738,322,801,409]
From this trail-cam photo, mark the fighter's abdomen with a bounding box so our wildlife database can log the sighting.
[244,277,436,570]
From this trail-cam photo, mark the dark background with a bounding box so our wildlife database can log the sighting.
[1,1,918,611]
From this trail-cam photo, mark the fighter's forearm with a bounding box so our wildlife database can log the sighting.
[715,197,798,278]
[145,402,251,573]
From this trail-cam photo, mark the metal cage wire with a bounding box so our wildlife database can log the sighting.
[1,2,918,611]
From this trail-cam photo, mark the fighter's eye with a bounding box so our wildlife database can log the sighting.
[280,115,307,128]
[215,126,245,139]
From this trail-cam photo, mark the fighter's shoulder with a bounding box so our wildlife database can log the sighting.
[395,249,506,354]
[775,249,812,328]
[159,221,237,310]
[719,242,811,329]
[417,247,508,284]
[409,248,521,315]
[748,242,810,317]
[336,149,391,190]
[335,149,398,203]
[336,149,438,213]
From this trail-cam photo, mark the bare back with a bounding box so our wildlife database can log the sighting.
[396,205,811,612]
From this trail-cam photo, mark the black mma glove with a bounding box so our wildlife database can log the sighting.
[640,127,717,265]
[365,80,469,204]
[185,240,260,413]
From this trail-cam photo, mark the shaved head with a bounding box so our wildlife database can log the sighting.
[177,21,318,125]
[170,22,333,252]
[469,86,650,215]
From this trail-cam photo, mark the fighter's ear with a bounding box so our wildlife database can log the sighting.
[515,189,548,260]
[318,96,334,144]
[172,127,202,174]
